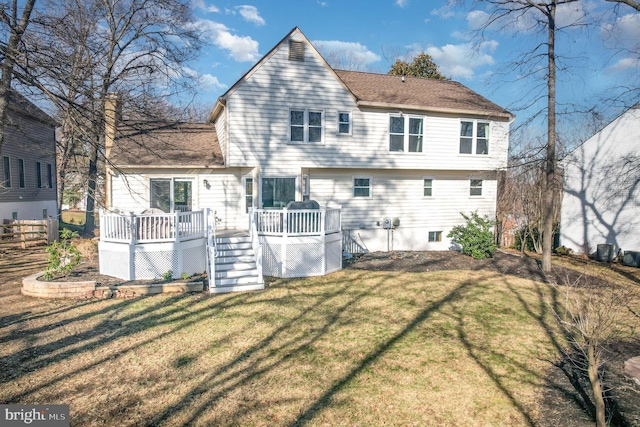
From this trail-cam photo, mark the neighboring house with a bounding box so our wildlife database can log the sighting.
[106,27,512,252]
[560,105,640,255]
[0,90,58,221]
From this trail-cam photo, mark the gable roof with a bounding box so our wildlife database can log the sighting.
[109,122,223,168]
[209,27,512,122]
[334,70,512,120]
[7,89,58,127]
[209,26,353,122]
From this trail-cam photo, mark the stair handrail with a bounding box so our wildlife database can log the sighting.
[205,208,218,292]
[249,208,264,285]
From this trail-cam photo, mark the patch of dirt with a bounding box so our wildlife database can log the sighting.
[345,248,575,283]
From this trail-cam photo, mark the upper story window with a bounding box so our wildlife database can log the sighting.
[36,162,42,188]
[290,109,324,143]
[389,116,424,152]
[18,159,25,188]
[47,164,53,189]
[470,179,483,196]
[337,112,351,135]
[353,176,372,198]
[2,156,10,188]
[460,120,490,155]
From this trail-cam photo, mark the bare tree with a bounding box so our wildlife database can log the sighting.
[27,0,203,233]
[550,273,639,427]
[0,0,36,156]
[472,0,583,272]
[606,0,640,11]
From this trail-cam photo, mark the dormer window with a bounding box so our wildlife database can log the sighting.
[289,40,305,61]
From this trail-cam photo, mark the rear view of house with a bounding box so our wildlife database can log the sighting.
[561,105,640,256]
[106,27,512,256]
[0,90,58,221]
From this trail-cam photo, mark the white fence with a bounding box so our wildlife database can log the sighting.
[99,210,209,281]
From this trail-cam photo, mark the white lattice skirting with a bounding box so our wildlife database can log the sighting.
[260,232,342,278]
[99,238,206,280]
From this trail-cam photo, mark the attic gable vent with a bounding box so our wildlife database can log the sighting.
[289,39,305,61]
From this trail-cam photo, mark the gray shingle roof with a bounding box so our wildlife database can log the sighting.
[109,122,223,168]
[334,70,512,119]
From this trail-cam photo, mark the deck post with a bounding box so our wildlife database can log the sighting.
[281,208,288,277]
[128,212,136,280]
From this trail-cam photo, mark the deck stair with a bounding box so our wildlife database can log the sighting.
[210,233,264,293]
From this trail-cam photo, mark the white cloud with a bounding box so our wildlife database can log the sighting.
[199,73,228,90]
[192,0,219,13]
[196,20,260,62]
[601,12,640,50]
[317,0,328,6]
[236,5,265,26]
[431,4,455,19]
[606,57,640,74]
[395,0,408,8]
[313,40,381,67]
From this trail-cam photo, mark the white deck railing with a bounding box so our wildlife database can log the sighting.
[100,210,205,243]
[253,208,341,236]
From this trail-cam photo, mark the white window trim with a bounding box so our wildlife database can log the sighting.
[336,110,352,135]
[302,174,310,197]
[389,114,425,153]
[352,175,372,199]
[470,178,483,197]
[428,231,442,242]
[459,119,490,156]
[288,108,325,144]
[148,177,195,212]
[423,176,434,198]
[243,175,254,213]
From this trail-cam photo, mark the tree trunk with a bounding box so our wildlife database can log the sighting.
[0,0,36,155]
[542,1,557,272]
[587,343,607,427]
[84,140,98,236]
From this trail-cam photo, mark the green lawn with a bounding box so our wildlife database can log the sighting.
[0,268,573,426]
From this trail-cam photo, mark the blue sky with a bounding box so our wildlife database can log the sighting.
[187,0,639,131]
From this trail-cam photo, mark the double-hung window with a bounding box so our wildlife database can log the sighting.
[353,176,372,198]
[389,116,424,152]
[460,120,490,155]
[337,111,351,135]
[290,109,324,143]
[470,179,483,196]
[423,178,433,197]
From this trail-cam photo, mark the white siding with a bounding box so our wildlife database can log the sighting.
[561,107,640,254]
[223,33,509,174]
[310,168,498,251]
[110,168,248,230]
[215,110,227,164]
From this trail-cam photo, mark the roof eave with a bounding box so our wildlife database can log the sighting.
[356,100,514,121]
[113,164,226,169]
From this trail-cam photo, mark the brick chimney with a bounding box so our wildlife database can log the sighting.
[104,93,120,160]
